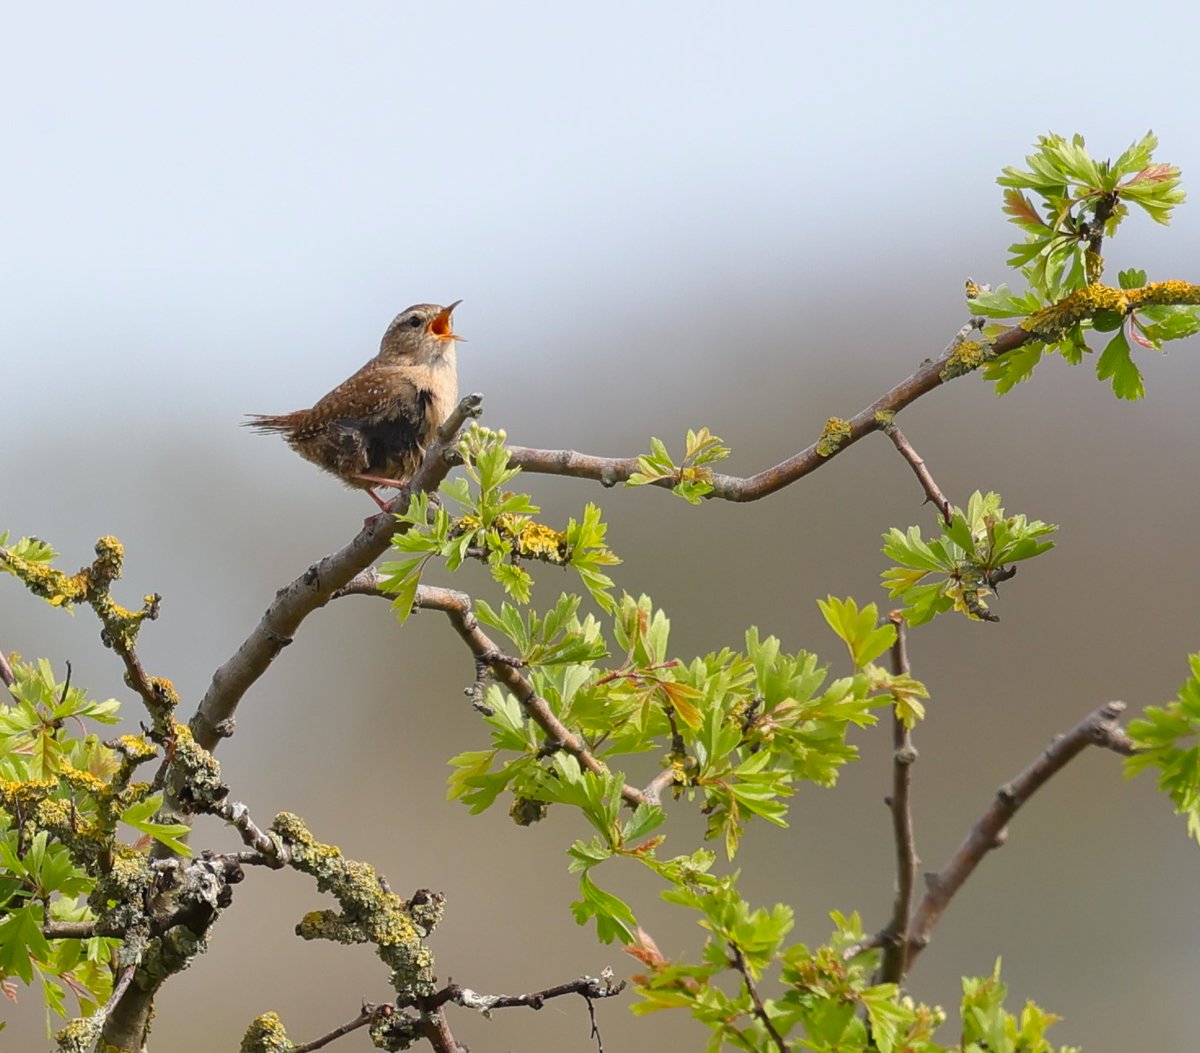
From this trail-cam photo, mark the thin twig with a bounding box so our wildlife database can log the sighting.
[0,646,14,689]
[882,423,952,523]
[292,1003,385,1053]
[428,970,626,1012]
[878,613,919,984]
[1085,192,1120,280]
[216,800,287,866]
[43,920,103,940]
[729,943,787,1053]
[102,965,137,1018]
[906,700,1138,968]
[338,574,676,808]
[841,932,885,963]
[401,581,650,808]
[428,971,623,1053]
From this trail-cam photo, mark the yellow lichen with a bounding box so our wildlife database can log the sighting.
[513,520,568,562]
[0,777,56,809]
[54,1015,103,1053]
[1020,283,1129,340]
[939,339,989,381]
[116,734,158,760]
[272,811,434,995]
[1127,280,1200,308]
[31,797,75,833]
[816,417,852,458]
[58,763,110,797]
[240,1011,292,1053]
[454,513,569,564]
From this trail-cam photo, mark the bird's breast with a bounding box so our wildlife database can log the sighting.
[419,351,459,431]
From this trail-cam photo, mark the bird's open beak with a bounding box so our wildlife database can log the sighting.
[429,300,465,341]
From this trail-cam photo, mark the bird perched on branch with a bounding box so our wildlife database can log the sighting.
[246,301,464,508]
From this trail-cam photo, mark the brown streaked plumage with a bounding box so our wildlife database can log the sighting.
[246,302,464,508]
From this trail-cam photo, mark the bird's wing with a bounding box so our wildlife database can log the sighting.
[292,361,427,439]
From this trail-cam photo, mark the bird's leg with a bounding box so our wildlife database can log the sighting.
[353,472,410,490]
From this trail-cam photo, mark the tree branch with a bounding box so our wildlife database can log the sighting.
[642,767,679,806]
[102,965,137,1017]
[906,699,1138,968]
[337,577,652,808]
[419,1004,465,1053]
[504,319,1025,501]
[427,969,626,1012]
[43,920,102,940]
[878,614,919,984]
[291,1002,386,1053]
[729,943,787,1053]
[425,972,623,1053]
[190,394,483,752]
[880,423,952,523]
[0,645,14,689]
[216,800,287,865]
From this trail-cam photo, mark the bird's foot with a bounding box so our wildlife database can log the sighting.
[352,474,410,512]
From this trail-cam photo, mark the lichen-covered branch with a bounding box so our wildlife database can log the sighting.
[905,700,1138,969]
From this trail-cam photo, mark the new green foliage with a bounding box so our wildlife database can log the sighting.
[1126,652,1200,841]
[882,491,1056,626]
[0,660,130,1031]
[380,424,620,619]
[630,893,1078,1053]
[976,132,1199,398]
[449,591,917,944]
[628,427,732,503]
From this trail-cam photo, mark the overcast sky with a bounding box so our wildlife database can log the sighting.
[4,5,1200,1052]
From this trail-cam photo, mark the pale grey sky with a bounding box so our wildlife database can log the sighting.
[4,5,1200,1051]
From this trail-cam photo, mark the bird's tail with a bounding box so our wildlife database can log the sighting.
[243,412,305,434]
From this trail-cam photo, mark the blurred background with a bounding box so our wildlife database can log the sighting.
[3,3,1199,1050]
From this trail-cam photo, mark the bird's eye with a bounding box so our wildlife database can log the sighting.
[408,315,423,329]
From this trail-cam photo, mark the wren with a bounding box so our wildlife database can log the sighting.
[246,302,463,508]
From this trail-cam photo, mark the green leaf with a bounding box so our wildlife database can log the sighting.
[1096,327,1145,400]
[817,597,895,670]
[377,556,426,622]
[622,803,666,846]
[1127,653,1200,842]
[571,871,638,944]
[0,904,50,983]
[983,341,1046,394]
[119,794,191,856]
[966,283,1044,319]
[491,562,534,604]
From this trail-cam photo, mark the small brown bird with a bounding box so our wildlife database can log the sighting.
[246,302,464,508]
